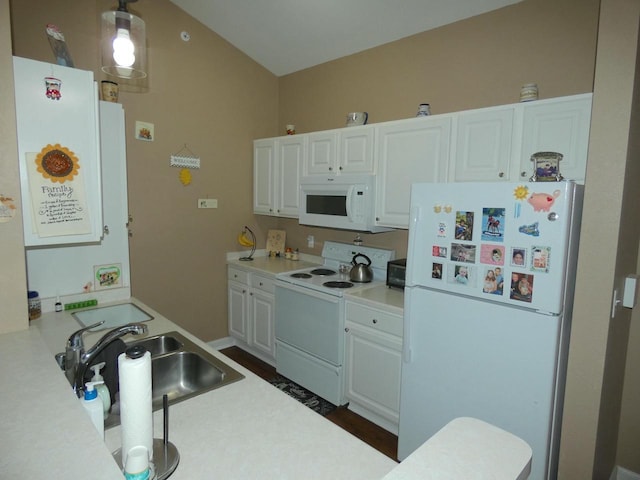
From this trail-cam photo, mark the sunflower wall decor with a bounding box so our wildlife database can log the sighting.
[35,144,80,183]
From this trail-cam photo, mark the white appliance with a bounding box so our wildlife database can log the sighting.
[398,181,583,480]
[275,241,395,405]
[299,175,392,232]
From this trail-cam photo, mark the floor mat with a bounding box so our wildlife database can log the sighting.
[268,375,337,416]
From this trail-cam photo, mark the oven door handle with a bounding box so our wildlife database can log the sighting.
[275,281,341,304]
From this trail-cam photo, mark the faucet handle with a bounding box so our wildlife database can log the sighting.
[66,320,105,349]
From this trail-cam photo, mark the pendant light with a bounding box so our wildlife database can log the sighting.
[101,0,147,79]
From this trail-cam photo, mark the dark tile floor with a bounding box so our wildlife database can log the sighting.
[220,346,399,461]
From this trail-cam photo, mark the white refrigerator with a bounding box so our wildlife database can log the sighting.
[398,181,583,480]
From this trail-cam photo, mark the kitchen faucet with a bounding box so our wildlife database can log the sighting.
[63,321,148,396]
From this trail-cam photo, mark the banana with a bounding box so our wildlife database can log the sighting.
[237,232,255,247]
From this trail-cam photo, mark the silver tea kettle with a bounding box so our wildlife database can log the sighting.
[349,253,373,283]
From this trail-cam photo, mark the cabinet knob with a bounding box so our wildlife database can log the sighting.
[498,172,505,178]
[242,289,246,294]
[521,171,527,177]
[372,318,378,324]
[329,167,333,171]
[344,327,349,333]
[339,166,343,170]
[234,274,237,278]
[250,292,253,296]
[259,282,263,286]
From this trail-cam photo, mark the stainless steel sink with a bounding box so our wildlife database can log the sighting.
[105,331,244,429]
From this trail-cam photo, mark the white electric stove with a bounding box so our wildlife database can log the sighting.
[275,241,395,296]
[274,241,395,405]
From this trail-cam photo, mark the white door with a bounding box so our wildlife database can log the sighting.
[375,117,451,228]
[13,56,102,246]
[253,139,276,215]
[399,287,561,480]
[339,126,375,174]
[307,131,338,175]
[228,280,248,341]
[250,290,275,359]
[277,136,304,217]
[518,94,592,183]
[344,322,402,425]
[452,107,514,182]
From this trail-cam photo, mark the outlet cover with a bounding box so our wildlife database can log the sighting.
[198,198,218,209]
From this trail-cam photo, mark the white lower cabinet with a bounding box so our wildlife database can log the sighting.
[228,266,276,365]
[344,300,403,434]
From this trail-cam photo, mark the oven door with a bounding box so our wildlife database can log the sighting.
[275,282,343,365]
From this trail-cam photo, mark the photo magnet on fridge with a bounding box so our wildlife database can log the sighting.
[481,208,505,241]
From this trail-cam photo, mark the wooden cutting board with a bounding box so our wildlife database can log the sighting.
[266,229,286,254]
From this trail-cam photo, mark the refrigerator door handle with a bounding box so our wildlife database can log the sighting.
[403,289,413,363]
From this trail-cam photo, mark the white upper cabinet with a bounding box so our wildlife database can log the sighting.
[305,127,374,175]
[451,106,515,182]
[339,126,375,174]
[254,93,592,226]
[375,117,452,228]
[253,136,304,217]
[13,56,102,246]
[277,136,305,217]
[253,139,276,215]
[307,130,339,175]
[518,94,592,182]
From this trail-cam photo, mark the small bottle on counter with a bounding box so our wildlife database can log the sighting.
[291,249,299,261]
[55,296,63,312]
[82,381,105,440]
[28,290,41,320]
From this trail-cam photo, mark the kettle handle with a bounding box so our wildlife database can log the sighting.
[352,253,371,266]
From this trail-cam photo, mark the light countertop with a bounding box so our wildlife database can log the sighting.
[7,298,397,479]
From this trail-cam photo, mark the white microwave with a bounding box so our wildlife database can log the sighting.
[299,175,392,233]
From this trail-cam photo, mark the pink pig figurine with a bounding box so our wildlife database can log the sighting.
[528,190,561,212]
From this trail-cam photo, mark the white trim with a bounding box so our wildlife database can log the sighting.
[612,466,640,480]
[208,336,237,350]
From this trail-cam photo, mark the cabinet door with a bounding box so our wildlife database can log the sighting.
[250,290,275,360]
[518,94,592,183]
[375,117,451,228]
[339,126,375,174]
[307,131,338,175]
[228,280,248,341]
[277,136,304,217]
[13,56,102,246]
[344,321,403,426]
[253,139,276,215]
[452,107,514,182]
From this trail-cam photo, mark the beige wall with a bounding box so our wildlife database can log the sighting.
[7,0,640,477]
[9,0,279,341]
[272,0,599,262]
[0,0,27,334]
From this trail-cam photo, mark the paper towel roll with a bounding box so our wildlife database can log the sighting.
[118,349,154,463]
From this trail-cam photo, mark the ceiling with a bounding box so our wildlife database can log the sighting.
[168,0,524,76]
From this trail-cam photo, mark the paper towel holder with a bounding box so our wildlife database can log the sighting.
[113,394,179,479]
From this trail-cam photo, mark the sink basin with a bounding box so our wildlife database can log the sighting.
[105,331,244,429]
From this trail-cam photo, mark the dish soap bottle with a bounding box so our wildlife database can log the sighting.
[82,381,105,440]
[90,362,111,420]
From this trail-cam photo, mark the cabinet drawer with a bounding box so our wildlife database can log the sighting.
[346,302,403,337]
[228,267,249,284]
[252,274,275,294]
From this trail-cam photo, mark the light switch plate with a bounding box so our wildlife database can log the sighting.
[198,198,217,209]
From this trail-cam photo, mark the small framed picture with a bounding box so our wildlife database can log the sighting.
[530,151,563,182]
[94,263,123,290]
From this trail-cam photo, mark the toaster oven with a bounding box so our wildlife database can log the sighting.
[386,258,406,289]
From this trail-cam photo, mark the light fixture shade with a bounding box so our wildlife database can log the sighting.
[101,10,147,79]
